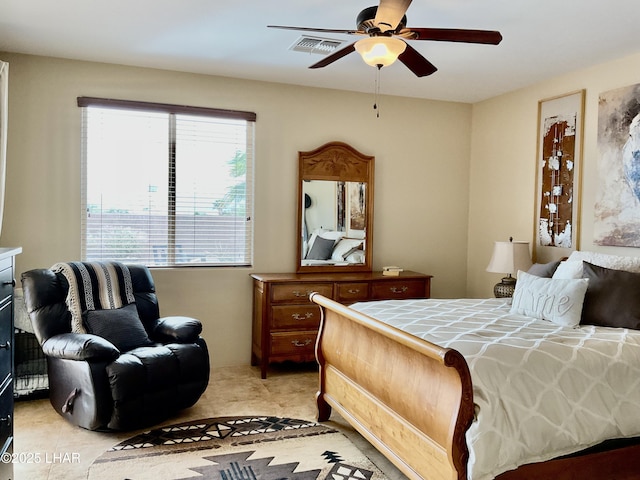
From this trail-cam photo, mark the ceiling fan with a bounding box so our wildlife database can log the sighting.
[268,0,502,77]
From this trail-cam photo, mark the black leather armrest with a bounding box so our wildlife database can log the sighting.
[42,333,120,361]
[153,316,202,344]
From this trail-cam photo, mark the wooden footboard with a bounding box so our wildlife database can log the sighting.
[311,293,474,480]
[312,294,640,480]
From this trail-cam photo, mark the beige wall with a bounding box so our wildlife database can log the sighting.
[467,51,640,297]
[0,52,472,366]
[5,47,640,364]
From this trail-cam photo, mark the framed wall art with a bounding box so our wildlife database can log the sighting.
[346,181,366,238]
[534,90,585,262]
[594,83,640,247]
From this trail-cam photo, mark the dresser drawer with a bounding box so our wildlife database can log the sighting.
[271,283,333,304]
[371,279,427,300]
[271,305,321,330]
[0,378,12,453]
[0,263,13,308]
[270,331,317,356]
[0,301,11,385]
[335,282,369,303]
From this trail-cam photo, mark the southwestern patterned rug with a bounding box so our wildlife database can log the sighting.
[88,416,390,480]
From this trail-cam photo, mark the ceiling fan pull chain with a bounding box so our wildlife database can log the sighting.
[374,64,381,118]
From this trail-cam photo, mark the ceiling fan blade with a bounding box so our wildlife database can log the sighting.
[374,0,413,32]
[404,28,502,44]
[268,25,361,35]
[397,43,438,77]
[309,42,357,69]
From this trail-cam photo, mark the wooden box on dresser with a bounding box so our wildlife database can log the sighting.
[251,271,431,378]
[0,247,21,480]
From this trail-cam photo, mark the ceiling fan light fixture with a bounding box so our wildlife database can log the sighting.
[355,36,406,68]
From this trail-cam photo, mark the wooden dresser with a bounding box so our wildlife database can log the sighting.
[251,271,431,378]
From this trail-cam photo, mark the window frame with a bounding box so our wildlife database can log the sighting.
[78,96,256,268]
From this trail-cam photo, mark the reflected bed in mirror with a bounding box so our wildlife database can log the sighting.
[302,181,366,266]
[296,142,374,273]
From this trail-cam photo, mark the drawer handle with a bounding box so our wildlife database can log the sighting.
[292,290,313,298]
[390,286,409,294]
[347,288,360,294]
[1,279,15,287]
[0,414,11,428]
[291,339,313,347]
[292,312,313,321]
[0,341,9,350]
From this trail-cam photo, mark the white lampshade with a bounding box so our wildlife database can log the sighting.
[486,240,532,275]
[355,36,407,67]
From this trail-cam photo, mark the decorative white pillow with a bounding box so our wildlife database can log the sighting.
[552,261,584,279]
[511,271,589,327]
[553,251,640,279]
[319,230,345,241]
[345,250,365,264]
[569,251,640,272]
[331,238,363,261]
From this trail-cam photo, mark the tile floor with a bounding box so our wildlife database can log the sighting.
[13,364,404,479]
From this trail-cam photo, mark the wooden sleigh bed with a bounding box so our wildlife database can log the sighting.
[312,292,474,479]
[311,276,640,480]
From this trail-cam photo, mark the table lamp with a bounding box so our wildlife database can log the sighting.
[486,237,532,298]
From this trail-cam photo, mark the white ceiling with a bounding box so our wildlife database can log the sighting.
[1,0,639,103]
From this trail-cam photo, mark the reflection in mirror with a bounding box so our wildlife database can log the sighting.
[296,141,374,273]
[301,181,367,266]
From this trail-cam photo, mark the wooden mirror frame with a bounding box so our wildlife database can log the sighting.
[296,141,374,273]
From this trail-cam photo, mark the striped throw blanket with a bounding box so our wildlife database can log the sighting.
[52,261,136,334]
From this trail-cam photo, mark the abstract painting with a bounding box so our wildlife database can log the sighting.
[347,182,366,236]
[534,90,584,260]
[594,83,640,247]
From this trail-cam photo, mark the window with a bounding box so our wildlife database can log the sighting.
[78,97,255,267]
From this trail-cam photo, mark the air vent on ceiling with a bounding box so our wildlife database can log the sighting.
[289,36,343,55]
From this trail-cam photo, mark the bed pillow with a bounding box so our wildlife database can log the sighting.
[305,236,336,260]
[552,260,583,279]
[82,303,153,352]
[331,239,363,261]
[581,262,640,329]
[510,271,589,327]
[318,230,345,242]
[568,251,640,272]
[553,251,640,279]
[345,250,365,264]
[306,229,344,254]
[527,260,561,278]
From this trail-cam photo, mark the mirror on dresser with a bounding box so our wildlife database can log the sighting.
[296,141,374,273]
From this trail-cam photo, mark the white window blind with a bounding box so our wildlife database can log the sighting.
[79,97,255,267]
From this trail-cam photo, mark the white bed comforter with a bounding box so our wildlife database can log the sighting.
[351,298,640,480]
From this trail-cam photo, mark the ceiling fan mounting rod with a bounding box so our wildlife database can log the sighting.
[358,5,407,34]
[368,30,393,38]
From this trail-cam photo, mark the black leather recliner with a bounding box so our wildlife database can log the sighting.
[21,264,210,431]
